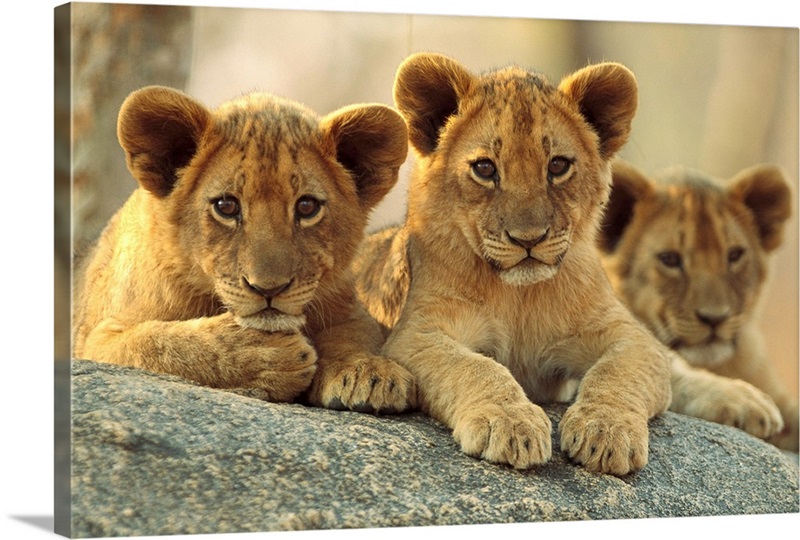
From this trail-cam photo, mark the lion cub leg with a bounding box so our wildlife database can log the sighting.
[305,308,417,414]
[82,312,317,401]
[670,355,784,440]
[384,329,552,469]
[558,327,672,476]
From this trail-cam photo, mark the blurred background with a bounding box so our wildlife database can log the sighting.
[55,3,798,401]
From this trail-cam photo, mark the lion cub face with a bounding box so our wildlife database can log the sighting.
[599,161,791,366]
[395,55,637,285]
[117,88,407,332]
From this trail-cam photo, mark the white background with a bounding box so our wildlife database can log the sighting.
[2,1,798,540]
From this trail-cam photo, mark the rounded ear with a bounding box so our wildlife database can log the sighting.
[598,160,655,253]
[393,52,474,156]
[117,86,211,198]
[727,164,792,252]
[558,63,638,160]
[320,104,408,211]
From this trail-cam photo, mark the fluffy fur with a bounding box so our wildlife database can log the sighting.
[73,86,416,412]
[599,160,797,451]
[354,53,672,475]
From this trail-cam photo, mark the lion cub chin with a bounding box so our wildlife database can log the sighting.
[73,86,416,413]
[354,53,672,476]
[599,160,797,451]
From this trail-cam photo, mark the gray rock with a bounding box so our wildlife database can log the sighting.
[64,359,799,537]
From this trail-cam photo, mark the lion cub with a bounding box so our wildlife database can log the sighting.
[599,160,797,451]
[73,86,416,412]
[354,53,672,476]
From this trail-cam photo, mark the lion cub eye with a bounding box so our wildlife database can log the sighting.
[657,250,683,270]
[727,246,745,265]
[471,158,498,186]
[213,196,241,219]
[295,195,324,223]
[547,156,572,183]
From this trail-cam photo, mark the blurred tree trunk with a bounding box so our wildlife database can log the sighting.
[70,2,195,255]
[55,3,194,360]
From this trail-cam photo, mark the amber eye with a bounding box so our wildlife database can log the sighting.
[296,196,323,220]
[728,246,745,264]
[547,156,572,180]
[213,196,240,219]
[471,159,498,181]
[657,250,683,270]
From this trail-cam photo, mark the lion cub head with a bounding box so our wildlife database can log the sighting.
[117,87,407,332]
[394,53,638,285]
[598,161,792,366]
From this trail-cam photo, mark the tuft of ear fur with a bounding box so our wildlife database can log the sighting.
[393,53,474,156]
[321,104,408,211]
[728,164,792,252]
[117,86,211,198]
[559,63,638,160]
[598,160,655,254]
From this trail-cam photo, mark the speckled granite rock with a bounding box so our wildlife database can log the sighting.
[65,359,799,537]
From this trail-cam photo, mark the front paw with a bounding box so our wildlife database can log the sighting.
[686,379,784,440]
[559,401,649,476]
[219,329,318,402]
[766,406,798,452]
[453,401,552,469]
[306,354,417,414]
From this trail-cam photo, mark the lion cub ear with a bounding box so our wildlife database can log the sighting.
[321,104,409,211]
[727,164,792,252]
[559,63,638,160]
[598,160,655,254]
[393,52,474,156]
[117,86,211,198]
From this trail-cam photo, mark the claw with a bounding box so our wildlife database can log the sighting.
[326,397,347,411]
[353,402,376,414]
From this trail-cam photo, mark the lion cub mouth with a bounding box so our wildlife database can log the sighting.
[485,240,569,286]
[676,339,736,367]
[669,324,737,367]
[224,275,319,333]
[495,256,564,286]
[480,227,572,286]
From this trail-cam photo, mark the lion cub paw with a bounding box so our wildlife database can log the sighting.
[306,354,417,414]
[453,401,552,469]
[766,406,798,452]
[690,379,784,440]
[221,329,318,402]
[559,401,648,476]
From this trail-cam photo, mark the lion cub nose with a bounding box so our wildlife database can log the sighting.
[243,278,292,301]
[695,310,729,330]
[507,228,549,250]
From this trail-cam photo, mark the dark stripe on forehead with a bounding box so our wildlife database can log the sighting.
[290,172,301,192]
[694,190,725,252]
[493,137,503,154]
[667,182,725,254]
[542,135,551,155]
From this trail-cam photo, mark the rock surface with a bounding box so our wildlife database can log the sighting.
[65,359,799,537]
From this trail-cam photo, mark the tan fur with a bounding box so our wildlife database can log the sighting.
[354,53,672,475]
[599,160,797,451]
[73,86,416,412]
